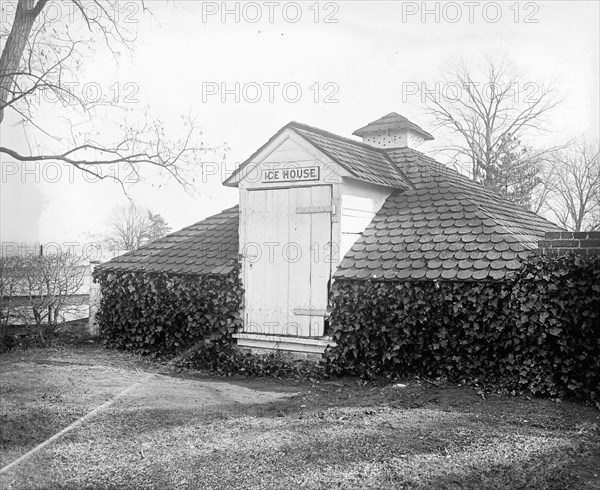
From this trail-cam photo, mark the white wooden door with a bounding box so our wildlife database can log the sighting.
[244,186,332,337]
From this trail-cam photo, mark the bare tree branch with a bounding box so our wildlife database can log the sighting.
[540,139,600,231]
[422,59,560,209]
[1,0,216,192]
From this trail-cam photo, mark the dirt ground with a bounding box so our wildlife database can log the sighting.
[1,343,599,489]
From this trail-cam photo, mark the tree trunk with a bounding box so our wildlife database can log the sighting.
[0,0,47,124]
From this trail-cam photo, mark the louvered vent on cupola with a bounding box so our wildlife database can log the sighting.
[353,112,434,149]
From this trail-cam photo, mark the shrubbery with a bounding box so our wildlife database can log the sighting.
[95,252,599,405]
[325,253,600,406]
[177,340,325,379]
[96,266,243,354]
[96,264,323,379]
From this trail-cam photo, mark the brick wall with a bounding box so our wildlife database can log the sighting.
[537,231,600,256]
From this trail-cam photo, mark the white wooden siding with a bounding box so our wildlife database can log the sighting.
[340,178,393,261]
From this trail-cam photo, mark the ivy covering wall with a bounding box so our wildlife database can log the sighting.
[325,253,600,406]
[95,252,598,405]
[95,266,243,354]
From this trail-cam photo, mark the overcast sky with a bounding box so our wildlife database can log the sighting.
[1,0,598,254]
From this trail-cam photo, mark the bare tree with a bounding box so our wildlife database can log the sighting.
[0,252,87,345]
[0,0,220,190]
[106,204,149,251]
[422,60,560,207]
[530,160,558,215]
[543,140,600,232]
[106,204,171,250]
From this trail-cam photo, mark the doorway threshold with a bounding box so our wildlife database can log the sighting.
[233,332,335,358]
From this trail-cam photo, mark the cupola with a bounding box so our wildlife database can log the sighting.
[353,112,433,149]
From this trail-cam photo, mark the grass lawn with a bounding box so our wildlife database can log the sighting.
[0,344,598,489]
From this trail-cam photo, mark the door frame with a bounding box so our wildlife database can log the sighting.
[242,184,334,337]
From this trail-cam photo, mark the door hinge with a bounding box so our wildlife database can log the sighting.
[293,308,327,317]
[296,204,335,215]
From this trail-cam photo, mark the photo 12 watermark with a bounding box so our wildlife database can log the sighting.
[201,81,340,104]
[400,1,540,24]
[31,81,140,107]
[401,81,544,104]
[200,1,340,24]
[0,0,141,25]
[1,241,128,262]
[1,160,141,185]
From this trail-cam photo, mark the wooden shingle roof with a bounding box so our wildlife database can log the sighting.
[334,148,563,281]
[94,206,239,276]
[223,122,413,190]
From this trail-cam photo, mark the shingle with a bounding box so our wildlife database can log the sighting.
[485,250,502,260]
[473,259,491,270]
[382,260,397,270]
[383,269,397,279]
[356,269,371,279]
[426,269,442,280]
[506,260,522,270]
[458,259,472,270]
[412,259,426,269]
[472,269,489,280]
[501,250,518,260]
[441,269,458,279]
[396,268,412,280]
[344,268,358,279]
[396,260,411,269]
[428,259,444,269]
[411,269,427,279]
[442,259,459,270]
[488,269,506,280]
[367,260,382,270]
[490,260,507,270]
[456,270,472,280]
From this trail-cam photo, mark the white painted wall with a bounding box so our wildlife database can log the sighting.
[339,178,393,261]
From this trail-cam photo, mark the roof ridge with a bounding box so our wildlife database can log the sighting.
[287,121,391,154]
[449,187,536,247]
[386,147,562,231]
[434,171,552,243]
[385,146,469,181]
[292,121,433,153]
[161,204,239,235]
[224,121,388,187]
[446,174,562,230]
[385,148,562,247]
[225,120,421,189]
[439,173,559,244]
[289,123,414,190]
